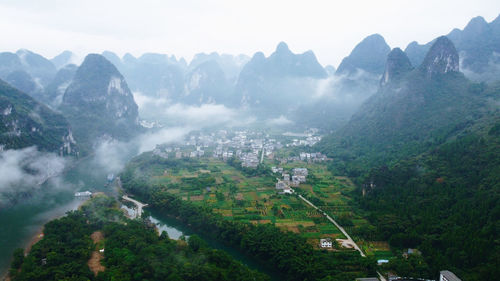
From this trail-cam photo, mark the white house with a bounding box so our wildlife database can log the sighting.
[293,168,308,176]
[320,238,332,248]
[275,180,288,190]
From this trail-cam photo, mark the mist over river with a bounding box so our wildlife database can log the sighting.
[0,154,117,277]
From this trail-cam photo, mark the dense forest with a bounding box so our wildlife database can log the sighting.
[360,125,500,280]
[317,77,500,279]
[9,195,267,281]
[120,158,377,281]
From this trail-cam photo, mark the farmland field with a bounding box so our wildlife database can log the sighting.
[131,153,392,257]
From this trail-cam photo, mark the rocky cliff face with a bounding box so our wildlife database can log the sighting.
[381,48,413,85]
[405,15,500,77]
[61,54,140,152]
[183,60,231,105]
[0,79,76,155]
[420,36,459,78]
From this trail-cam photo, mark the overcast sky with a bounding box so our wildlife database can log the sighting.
[1,0,499,67]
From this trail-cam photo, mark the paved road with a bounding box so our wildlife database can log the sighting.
[122,195,148,218]
[297,194,366,257]
[377,271,387,281]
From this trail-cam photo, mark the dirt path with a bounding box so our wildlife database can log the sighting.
[88,231,105,276]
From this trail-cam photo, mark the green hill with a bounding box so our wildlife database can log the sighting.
[317,37,500,279]
[0,79,76,154]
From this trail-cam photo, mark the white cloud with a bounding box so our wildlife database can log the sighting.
[137,99,255,128]
[133,91,169,109]
[267,115,293,126]
[91,127,191,175]
[135,127,191,153]
[0,147,67,201]
[163,103,237,125]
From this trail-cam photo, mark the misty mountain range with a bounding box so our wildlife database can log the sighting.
[1,14,500,156]
[1,11,500,280]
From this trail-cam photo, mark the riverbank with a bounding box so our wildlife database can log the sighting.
[1,196,94,281]
[24,197,93,252]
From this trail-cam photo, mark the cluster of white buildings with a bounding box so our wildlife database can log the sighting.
[150,129,327,169]
[240,152,259,168]
[299,152,327,162]
[273,167,309,194]
[153,146,205,159]
[287,136,322,147]
[206,130,283,168]
[277,152,328,164]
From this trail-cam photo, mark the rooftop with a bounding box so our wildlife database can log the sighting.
[440,270,462,281]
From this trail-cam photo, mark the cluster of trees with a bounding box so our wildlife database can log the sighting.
[359,126,500,280]
[9,211,94,280]
[315,78,500,279]
[120,165,377,281]
[9,196,267,281]
[98,221,268,281]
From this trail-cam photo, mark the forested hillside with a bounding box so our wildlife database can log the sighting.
[0,79,76,154]
[317,37,500,279]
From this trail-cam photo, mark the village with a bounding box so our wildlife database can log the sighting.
[152,129,328,168]
[146,128,373,254]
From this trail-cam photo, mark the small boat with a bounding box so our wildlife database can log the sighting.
[107,173,115,182]
[75,191,92,197]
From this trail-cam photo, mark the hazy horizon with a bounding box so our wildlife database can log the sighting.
[1,0,500,67]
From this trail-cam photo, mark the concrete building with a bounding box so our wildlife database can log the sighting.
[440,271,462,281]
[275,180,288,190]
[320,238,332,248]
[292,175,306,183]
[293,168,308,176]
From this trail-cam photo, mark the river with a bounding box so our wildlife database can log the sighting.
[0,154,117,278]
[0,154,278,280]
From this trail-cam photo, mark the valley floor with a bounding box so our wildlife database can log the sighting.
[125,153,393,260]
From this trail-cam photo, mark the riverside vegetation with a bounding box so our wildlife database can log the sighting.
[8,195,269,281]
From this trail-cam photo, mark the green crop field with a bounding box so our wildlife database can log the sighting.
[137,154,392,257]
